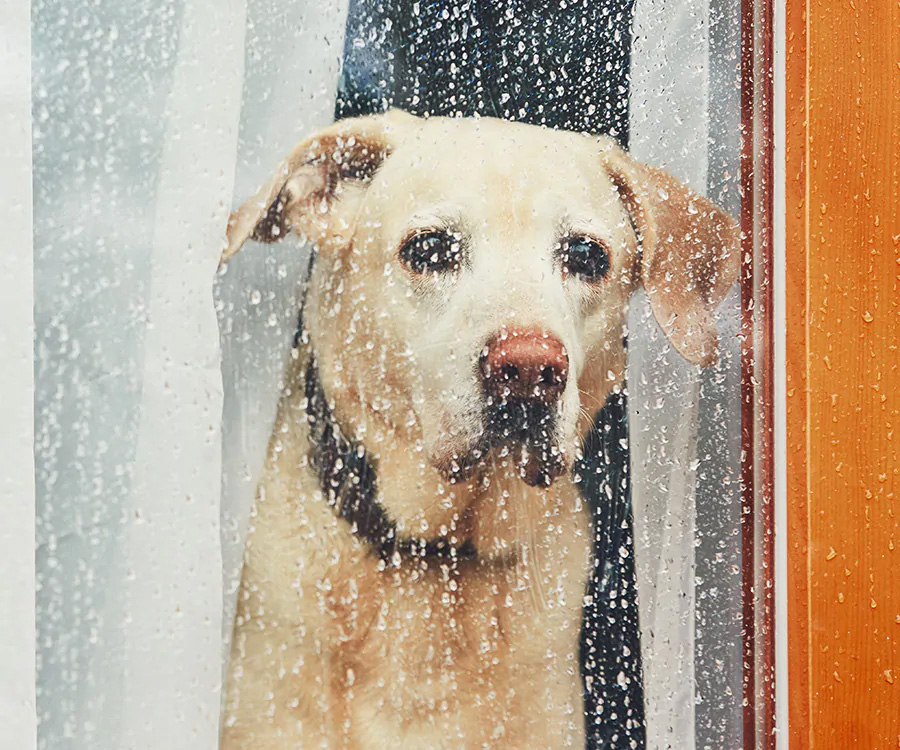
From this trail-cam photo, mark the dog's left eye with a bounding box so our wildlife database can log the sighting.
[399,230,463,275]
[559,236,611,282]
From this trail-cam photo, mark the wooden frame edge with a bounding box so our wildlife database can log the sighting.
[741,0,778,746]
[784,0,812,745]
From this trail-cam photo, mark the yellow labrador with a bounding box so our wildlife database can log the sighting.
[219,110,738,749]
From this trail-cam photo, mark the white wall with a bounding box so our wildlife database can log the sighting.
[0,1,36,748]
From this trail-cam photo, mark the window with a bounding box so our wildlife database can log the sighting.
[21,1,789,748]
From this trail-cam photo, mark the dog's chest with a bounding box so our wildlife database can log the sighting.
[316,553,587,747]
[228,389,590,747]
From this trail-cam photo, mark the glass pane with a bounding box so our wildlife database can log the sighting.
[33,1,773,748]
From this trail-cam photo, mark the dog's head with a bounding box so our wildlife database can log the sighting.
[224,111,738,493]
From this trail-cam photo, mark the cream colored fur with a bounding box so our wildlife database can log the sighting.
[219,111,738,749]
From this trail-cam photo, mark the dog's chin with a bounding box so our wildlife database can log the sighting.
[430,439,488,485]
[512,445,569,487]
[431,437,570,488]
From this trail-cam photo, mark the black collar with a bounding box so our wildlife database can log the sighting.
[301,349,477,565]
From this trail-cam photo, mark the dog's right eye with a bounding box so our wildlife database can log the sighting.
[558,235,611,283]
[399,230,462,275]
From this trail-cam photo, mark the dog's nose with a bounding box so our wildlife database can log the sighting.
[480,328,568,403]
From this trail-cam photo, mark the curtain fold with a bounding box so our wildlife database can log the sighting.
[111,1,246,745]
[628,2,743,744]
[0,1,36,747]
[34,1,246,746]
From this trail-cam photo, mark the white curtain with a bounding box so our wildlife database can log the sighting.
[629,2,709,746]
[630,0,742,747]
[33,0,245,746]
[106,1,245,745]
[32,0,350,746]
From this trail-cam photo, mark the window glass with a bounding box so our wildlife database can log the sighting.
[34,2,764,748]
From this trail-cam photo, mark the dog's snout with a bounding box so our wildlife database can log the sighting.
[480,328,568,403]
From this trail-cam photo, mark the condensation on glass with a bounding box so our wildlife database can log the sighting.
[32,1,771,749]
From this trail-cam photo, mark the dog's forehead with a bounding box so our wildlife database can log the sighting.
[412,116,581,160]
[372,118,620,221]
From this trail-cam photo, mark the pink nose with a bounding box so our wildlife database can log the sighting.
[480,328,569,403]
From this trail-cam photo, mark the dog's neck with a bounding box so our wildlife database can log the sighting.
[301,347,478,565]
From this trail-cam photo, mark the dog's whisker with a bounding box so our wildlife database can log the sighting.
[578,387,608,411]
[577,404,594,424]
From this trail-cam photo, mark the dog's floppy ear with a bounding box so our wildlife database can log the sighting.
[601,142,740,366]
[221,110,415,266]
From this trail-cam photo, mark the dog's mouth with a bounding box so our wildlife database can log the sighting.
[435,397,568,488]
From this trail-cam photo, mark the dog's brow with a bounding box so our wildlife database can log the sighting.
[403,211,467,236]
[559,217,615,242]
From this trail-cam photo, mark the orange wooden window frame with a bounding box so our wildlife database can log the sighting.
[786,0,900,746]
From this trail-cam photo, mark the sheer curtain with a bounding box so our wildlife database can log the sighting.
[629,2,710,746]
[106,1,244,745]
[34,0,245,746]
[33,0,351,745]
[629,1,743,747]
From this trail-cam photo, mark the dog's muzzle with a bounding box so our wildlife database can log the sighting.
[478,328,569,487]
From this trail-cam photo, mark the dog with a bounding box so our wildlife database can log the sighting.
[218,109,738,749]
